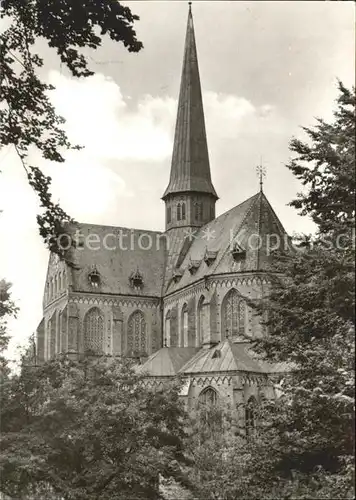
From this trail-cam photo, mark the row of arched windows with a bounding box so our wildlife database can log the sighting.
[83,308,147,355]
[46,270,67,302]
[165,289,246,347]
[166,202,208,224]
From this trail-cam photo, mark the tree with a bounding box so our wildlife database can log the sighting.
[250,82,355,497]
[0,0,143,259]
[0,355,191,500]
[0,279,18,376]
[187,82,355,499]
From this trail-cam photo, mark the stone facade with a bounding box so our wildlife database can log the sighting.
[36,5,286,432]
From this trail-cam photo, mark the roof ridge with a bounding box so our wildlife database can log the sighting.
[208,193,261,274]
[73,222,164,234]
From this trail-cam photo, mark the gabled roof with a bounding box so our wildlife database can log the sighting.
[162,4,217,200]
[179,339,284,375]
[65,223,166,297]
[165,191,289,293]
[137,347,200,377]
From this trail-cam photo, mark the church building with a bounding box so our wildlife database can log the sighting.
[37,5,287,429]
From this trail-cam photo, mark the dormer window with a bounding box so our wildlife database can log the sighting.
[188,259,200,275]
[231,242,246,262]
[172,268,183,283]
[204,249,218,266]
[129,269,144,290]
[88,267,101,288]
[212,349,221,359]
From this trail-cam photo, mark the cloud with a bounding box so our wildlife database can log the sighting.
[0,70,309,362]
[48,71,175,162]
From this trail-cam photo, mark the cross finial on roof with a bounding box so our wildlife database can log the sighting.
[256,158,266,192]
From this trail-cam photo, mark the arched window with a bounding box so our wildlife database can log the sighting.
[221,289,246,339]
[165,310,171,347]
[50,278,54,299]
[197,296,205,346]
[199,387,219,426]
[245,396,257,438]
[199,387,217,406]
[167,206,171,224]
[127,310,146,355]
[84,307,104,354]
[63,270,67,288]
[195,202,202,221]
[177,203,181,221]
[181,303,188,346]
[181,202,186,220]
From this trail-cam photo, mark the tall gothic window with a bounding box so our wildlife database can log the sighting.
[245,396,257,438]
[199,387,219,426]
[84,307,104,354]
[165,310,171,346]
[195,202,202,221]
[181,304,188,346]
[198,296,205,346]
[181,202,186,220]
[177,203,182,221]
[127,310,146,355]
[167,206,171,224]
[221,289,246,338]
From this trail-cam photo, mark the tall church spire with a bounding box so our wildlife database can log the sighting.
[163,4,217,202]
[163,4,217,231]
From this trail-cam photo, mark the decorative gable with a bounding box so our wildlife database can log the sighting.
[129,269,144,290]
[88,266,101,288]
[231,241,246,262]
[188,259,200,275]
[204,249,218,266]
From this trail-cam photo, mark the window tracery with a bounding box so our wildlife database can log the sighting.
[198,296,205,345]
[127,310,146,355]
[245,396,257,438]
[177,203,181,221]
[181,304,188,346]
[165,310,171,347]
[221,289,246,338]
[198,387,220,426]
[181,202,186,220]
[84,307,104,354]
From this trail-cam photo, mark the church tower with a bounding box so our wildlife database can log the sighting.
[162,3,218,231]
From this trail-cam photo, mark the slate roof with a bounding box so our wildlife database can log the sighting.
[178,339,272,374]
[66,223,166,297]
[137,347,200,377]
[136,340,287,378]
[162,4,217,200]
[165,190,288,293]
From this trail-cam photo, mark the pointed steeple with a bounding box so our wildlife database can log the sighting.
[162,4,217,202]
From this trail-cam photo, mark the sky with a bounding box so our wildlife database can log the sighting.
[0,1,355,360]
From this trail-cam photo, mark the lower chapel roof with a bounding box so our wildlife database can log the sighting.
[137,339,288,378]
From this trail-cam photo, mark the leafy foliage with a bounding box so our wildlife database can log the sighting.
[250,83,355,497]
[287,81,355,234]
[0,0,142,259]
[0,280,18,373]
[188,82,355,500]
[0,356,190,500]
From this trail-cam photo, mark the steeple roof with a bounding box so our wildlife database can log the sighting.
[162,4,218,200]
